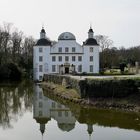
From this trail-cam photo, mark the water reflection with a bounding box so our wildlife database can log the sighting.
[33,85,76,135]
[34,86,140,134]
[0,82,140,140]
[33,84,140,138]
[0,80,33,129]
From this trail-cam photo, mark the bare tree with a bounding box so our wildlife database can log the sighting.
[95,35,113,70]
[0,23,12,64]
[11,29,23,63]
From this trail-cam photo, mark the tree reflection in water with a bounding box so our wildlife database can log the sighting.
[0,80,33,129]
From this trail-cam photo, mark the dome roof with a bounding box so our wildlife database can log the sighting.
[36,38,51,46]
[58,32,76,40]
[83,38,98,46]
[58,123,75,132]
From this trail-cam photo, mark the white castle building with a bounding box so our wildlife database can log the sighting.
[33,27,99,81]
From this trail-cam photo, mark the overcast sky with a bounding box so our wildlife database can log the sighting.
[0,0,140,48]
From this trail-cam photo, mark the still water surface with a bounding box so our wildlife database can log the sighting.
[0,81,140,140]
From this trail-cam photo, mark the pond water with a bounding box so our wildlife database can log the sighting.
[0,81,140,140]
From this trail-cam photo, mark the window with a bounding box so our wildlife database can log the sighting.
[52,65,56,72]
[58,111,62,117]
[72,56,75,61]
[90,65,93,72]
[65,56,69,61]
[65,47,69,52]
[78,56,82,61]
[39,111,43,116]
[39,92,42,99]
[52,102,56,108]
[58,47,62,53]
[39,56,43,62]
[39,76,43,80]
[65,111,68,117]
[58,56,62,62]
[39,102,43,108]
[52,56,56,62]
[90,47,93,52]
[39,65,43,72]
[90,56,93,61]
[57,103,62,108]
[39,48,42,52]
[72,47,76,52]
[78,65,82,72]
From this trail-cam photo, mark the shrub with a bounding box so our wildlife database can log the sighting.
[0,63,21,80]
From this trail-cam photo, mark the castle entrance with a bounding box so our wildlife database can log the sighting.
[65,67,69,74]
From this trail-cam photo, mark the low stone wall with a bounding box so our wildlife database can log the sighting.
[43,74,140,98]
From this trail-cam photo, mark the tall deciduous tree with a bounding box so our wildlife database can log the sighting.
[95,35,113,70]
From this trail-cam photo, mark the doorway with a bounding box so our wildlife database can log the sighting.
[65,67,69,74]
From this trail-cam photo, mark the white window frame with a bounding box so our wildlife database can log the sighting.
[39,56,43,62]
[39,48,43,52]
[72,47,76,52]
[90,47,93,52]
[39,65,43,72]
[72,56,75,61]
[52,65,56,72]
[58,47,62,53]
[78,56,82,61]
[58,56,62,62]
[90,56,93,62]
[90,65,93,72]
[78,65,82,72]
[65,56,69,62]
[52,56,56,62]
[65,47,69,53]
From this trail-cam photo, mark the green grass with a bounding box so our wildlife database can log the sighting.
[42,82,80,99]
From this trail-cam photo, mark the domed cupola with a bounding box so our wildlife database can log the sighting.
[35,27,51,46]
[88,26,94,38]
[58,32,76,40]
[40,27,46,39]
[83,27,98,46]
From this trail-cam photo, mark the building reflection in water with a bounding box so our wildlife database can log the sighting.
[33,85,91,137]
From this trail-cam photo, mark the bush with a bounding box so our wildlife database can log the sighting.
[0,63,21,80]
[85,78,139,98]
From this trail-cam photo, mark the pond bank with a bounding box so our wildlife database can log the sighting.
[41,82,140,113]
[43,74,140,98]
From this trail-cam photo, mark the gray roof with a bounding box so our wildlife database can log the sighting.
[83,38,98,46]
[35,38,51,46]
[58,32,76,40]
